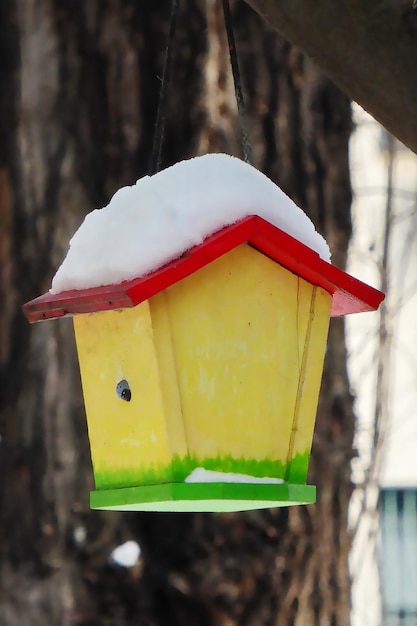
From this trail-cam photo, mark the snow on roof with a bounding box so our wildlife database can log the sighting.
[51,153,330,294]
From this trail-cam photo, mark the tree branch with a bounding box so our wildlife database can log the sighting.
[243,0,417,154]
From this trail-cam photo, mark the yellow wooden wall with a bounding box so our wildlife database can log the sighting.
[74,244,331,490]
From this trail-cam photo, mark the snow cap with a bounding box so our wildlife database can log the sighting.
[51,153,330,294]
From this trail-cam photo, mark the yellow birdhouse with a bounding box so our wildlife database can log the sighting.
[23,214,383,512]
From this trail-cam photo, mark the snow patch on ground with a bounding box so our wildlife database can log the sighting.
[110,540,141,568]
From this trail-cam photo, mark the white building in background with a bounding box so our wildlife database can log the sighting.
[348,105,417,626]
[379,487,417,626]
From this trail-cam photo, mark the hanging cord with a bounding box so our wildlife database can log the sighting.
[150,0,180,175]
[221,0,253,164]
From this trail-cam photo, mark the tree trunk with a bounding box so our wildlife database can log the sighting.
[243,0,417,155]
[0,2,354,624]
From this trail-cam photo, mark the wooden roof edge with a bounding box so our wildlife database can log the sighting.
[23,215,384,322]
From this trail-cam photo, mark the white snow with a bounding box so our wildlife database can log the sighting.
[110,540,141,568]
[184,467,284,484]
[51,153,330,293]
[73,526,87,545]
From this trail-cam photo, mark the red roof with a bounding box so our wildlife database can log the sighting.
[23,216,384,323]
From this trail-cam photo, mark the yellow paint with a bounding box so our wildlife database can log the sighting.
[73,243,331,491]
[149,292,188,460]
[286,285,332,469]
[73,302,172,488]
[163,244,318,470]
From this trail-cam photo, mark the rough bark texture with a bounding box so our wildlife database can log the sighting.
[244,0,417,155]
[0,2,354,625]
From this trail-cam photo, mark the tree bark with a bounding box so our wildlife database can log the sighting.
[243,0,417,154]
[1,2,355,624]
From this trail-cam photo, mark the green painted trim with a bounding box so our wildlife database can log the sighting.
[94,454,290,490]
[95,464,173,490]
[185,455,287,479]
[90,482,316,512]
[286,451,311,484]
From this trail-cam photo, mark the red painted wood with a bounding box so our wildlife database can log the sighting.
[22,216,384,322]
[250,217,384,315]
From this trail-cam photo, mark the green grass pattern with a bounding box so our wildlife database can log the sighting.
[94,452,310,490]
[285,451,310,484]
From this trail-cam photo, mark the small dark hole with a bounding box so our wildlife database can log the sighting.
[116,379,131,402]
[121,388,131,402]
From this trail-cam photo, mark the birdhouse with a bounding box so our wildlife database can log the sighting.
[23,215,383,512]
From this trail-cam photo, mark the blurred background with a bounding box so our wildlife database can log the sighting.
[0,1,415,625]
[348,106,417,626]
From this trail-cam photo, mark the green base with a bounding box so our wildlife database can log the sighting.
[90,482,316,512]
